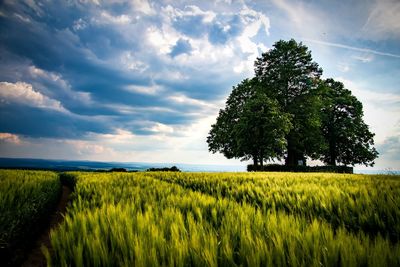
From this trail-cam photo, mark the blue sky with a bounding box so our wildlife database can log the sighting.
[0,0,399,170]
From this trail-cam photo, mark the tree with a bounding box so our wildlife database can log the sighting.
[234,93,292,166]
[254,39,324,166]
[319,79,378,166]
[207,78,256,161]
[207,79,292,166]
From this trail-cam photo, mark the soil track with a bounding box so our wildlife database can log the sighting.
[21,185,71,267]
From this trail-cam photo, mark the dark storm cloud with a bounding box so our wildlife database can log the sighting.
[0,0,253,139]
[0,103,110,139]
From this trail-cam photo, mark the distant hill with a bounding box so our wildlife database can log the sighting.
[0,158,245,172]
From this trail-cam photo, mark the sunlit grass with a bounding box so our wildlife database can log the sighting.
[48,172,400,266]
[151,172,400,242]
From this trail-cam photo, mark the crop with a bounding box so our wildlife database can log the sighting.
[0,170,61,266]
[48,172,400,266]
[151,172,400,242]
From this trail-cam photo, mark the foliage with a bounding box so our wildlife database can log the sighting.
[255,39,324,165]
[319,79,378,166]
[0,170,61,266]
[209,39,378,168]
[47,172,400,266]
[234,93,292,165]
[207,79,256,160]
[146,166,181,172]
[247,164,353,173]
[207,79,292,166]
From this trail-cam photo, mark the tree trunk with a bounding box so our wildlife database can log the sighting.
[285,147,297,166]
[253,156,258,167]
[285,146,305,166]
[329,140,336,166]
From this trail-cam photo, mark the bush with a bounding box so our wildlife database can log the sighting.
[109,168,127,172]
[146,166,181,172]
[247,164,353,173]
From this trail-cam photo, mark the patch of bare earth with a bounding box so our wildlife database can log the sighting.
[21,185,71,267]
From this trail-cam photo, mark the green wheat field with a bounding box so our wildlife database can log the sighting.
[1,170,400,266]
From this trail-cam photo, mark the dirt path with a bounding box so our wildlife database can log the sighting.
[21,185,72,267]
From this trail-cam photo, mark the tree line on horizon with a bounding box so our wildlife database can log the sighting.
[207,39,378,168]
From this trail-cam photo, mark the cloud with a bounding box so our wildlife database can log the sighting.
[132,0,155,15]
[337,63,350,72]
[0,133,21,145]
[271,0,328,39]
[63,140,109,155]
[352,54,374,63]
[123,84,163,95]
[335,77,400,144]
[143,122,174,134]
[304,39,400,59]
[0,81,66,111]
[94,11,132,25]
[362,0,400,40]
[378,135,400,161]
[1,0,396,168]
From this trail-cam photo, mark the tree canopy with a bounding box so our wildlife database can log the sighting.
[255,39,324,165]
[207,78,292,166]
[207,39,378,167]
[319,79,378,166]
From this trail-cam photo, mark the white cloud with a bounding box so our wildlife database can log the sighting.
[146,24,179,55]
[132,0,155,15]
[163,4,216,24]
[0,81,67,112]
[146,3,271,77]
[104,103,175,115]
[0,133,21,144]
[124,84,163,95]
[234,6,270,74]
[27,65,93,105]
[93,11,132,25]
[352,54,374,63]
[120,51,148,72]
[23,0,44,17]
[337,63,350,72]
[168,93,219,111]
[335,77,400,144]
[362,0,400,40]
[63,140,108,155]
[72,18,88,31]
[14,13,31,23]
[143,122,174,134]
[305,39,400,59]
[271,0,327,39]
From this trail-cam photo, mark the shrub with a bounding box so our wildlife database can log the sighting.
[247,164,353,173]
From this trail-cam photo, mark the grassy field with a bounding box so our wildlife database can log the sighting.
[43,171,400,267]
[1,170,399,266]
[0,170,61,266]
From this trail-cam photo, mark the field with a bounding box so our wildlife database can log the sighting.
[1,170,400,266]
[0,170,61,266]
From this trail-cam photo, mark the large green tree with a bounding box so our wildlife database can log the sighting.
[207,79,292,166]
[254,39,324,166]
[319,79,378,166]
[208,39,378,169]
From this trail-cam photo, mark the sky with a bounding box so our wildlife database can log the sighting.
[0,0,399,170]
